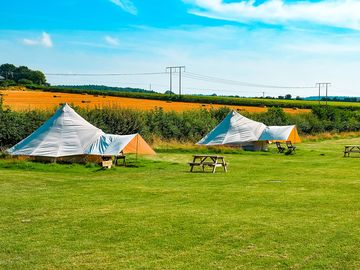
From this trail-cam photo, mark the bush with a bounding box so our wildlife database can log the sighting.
[253,107,289,126]
[0,108,49,147]
[0,79,16,87]
[0,106,359,148]
[18,78,33,85]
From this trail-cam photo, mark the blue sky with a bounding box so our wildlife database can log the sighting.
[1,0,360,96]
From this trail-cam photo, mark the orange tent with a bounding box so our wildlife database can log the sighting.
[123,134,156,155]
[259,125,301,143]
[287,126,301,143]
[85,133,155,156]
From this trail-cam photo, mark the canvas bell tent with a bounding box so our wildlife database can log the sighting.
[7,104,155,160]
[197,110,268,150]
[7,103,104,157]
[197,110,301,151]
[259,125,301,143]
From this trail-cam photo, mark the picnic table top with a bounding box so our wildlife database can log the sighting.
[193,154,225,158]
[344,145,360,148]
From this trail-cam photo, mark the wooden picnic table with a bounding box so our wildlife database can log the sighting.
[344,145,360,157]
[189,154,227,173]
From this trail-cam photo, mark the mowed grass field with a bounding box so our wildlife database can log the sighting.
[0,90,311,114]
[0,137,360,269]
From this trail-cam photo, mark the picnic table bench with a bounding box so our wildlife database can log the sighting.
[344,145,360,157]
[189,155,227,173]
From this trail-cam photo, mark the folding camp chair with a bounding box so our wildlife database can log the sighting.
[275,142,286,153]
[114,151,126,166]
[286,141,296,153]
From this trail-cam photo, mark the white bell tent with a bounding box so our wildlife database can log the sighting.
[197,110,267,150]
[7,104,155,158]
[7,104,104,157]
[197,110,301,150]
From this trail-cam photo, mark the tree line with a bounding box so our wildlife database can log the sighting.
[0,64,47,87]
[57,85,156,94]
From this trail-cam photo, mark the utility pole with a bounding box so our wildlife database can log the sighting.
[316,83,331,105]
[325,83,330,105]
[179,68,183,96]
[170,69,172,94]
[166,66,185,97]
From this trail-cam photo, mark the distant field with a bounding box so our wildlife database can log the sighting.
[26,85,360,110]
[1,137,360,269]
[0,90,311,114]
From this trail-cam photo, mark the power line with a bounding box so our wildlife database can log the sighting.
[183,72,316,89]
[45,72,167,76]
[40,69,317,90]
[37,67,323,96]
[184,72,315,89]
[183,85,263,95]
[51,78,262,95]
[53,82,168,88]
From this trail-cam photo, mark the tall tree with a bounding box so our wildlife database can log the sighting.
[0,63,16,80]
[0,63,47,85]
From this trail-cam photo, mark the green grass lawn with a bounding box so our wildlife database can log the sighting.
[0,138,359,269]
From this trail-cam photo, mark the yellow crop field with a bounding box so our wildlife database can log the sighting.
[0,90,311,114]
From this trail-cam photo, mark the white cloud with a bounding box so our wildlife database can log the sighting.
[23,38,38,46]
[104,35,120,46]
[23,32,53,48]
[185,0,360,30]
[286,43,360,54]
[110,0,137,15]
[41,32,53,47]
